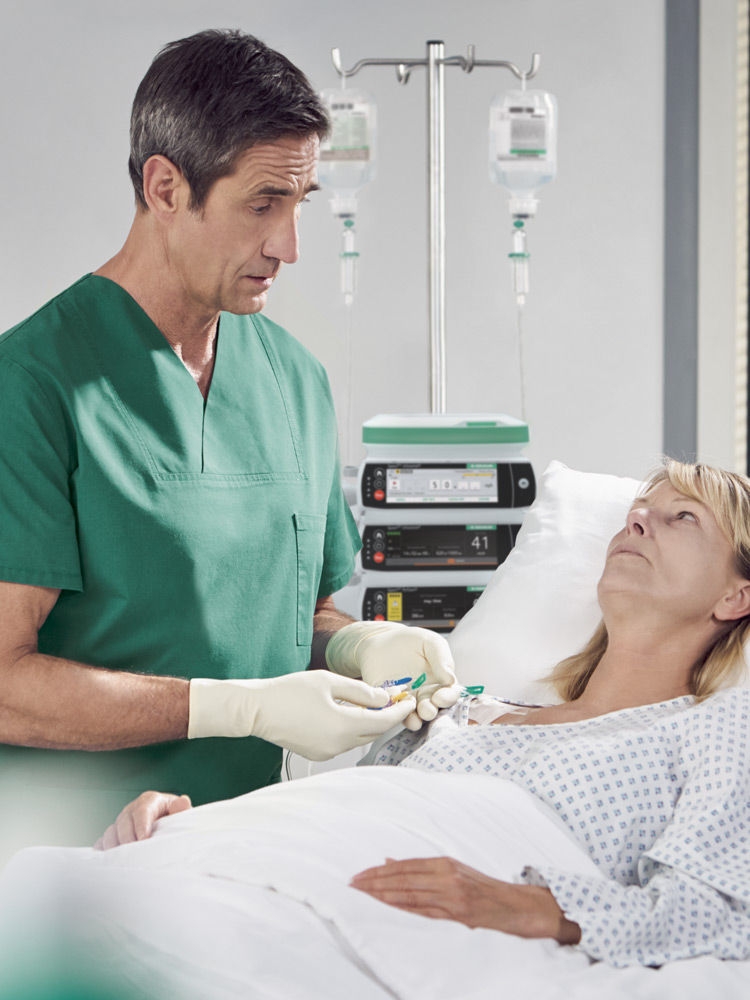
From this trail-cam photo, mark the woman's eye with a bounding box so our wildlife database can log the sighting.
[676,510,698,523]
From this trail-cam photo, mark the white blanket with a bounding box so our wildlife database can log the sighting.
[1,766,749,999]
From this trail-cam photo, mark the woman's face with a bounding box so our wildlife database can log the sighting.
[598,482,748,627]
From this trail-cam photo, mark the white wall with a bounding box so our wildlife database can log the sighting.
[0,0,665,479]
[698,0,747,471]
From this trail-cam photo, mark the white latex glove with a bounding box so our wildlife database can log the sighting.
[325,621,461,730]
[187,670,416,762]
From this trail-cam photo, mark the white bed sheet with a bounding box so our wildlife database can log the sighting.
[1,766,748,1000]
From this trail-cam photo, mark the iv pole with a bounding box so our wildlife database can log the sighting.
[331,42,540,414]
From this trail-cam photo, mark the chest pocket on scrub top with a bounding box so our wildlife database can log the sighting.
[293,513,327,646]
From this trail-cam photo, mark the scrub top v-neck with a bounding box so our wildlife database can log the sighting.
[0,274,359,809]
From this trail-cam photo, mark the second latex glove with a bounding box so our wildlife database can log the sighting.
[325,621,461,729]
[188,670,416,762]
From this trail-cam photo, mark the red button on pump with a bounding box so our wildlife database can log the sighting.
[373,489,385,501]
[374,613,385,621]
[373,551,385,564]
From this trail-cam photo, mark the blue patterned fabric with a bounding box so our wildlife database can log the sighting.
[370,689,750,967]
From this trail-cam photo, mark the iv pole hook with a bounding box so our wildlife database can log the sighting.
[332,48,420,84]
[463,47,541,81]
[332,47,541,84]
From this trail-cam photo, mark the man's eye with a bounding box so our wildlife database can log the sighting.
[250,203,272,215]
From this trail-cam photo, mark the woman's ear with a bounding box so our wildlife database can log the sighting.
[715,581,750,622]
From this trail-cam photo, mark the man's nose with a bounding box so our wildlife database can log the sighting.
[263,214,300,265]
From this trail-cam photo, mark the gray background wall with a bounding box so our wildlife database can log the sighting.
[1,0,672,478]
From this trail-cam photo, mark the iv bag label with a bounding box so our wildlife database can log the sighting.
[510,115,546,155]
[491,107,547,159]
[320,103,372,161]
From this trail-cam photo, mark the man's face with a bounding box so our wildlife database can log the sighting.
[168,134,319,317]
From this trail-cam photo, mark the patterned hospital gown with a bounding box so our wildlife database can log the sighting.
[369,688,750,967]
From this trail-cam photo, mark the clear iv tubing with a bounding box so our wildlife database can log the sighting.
[343,285,356,465]
[509,223,529,422]
[515,301,528,424]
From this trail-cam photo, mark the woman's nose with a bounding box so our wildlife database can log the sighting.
[626,506,650,536]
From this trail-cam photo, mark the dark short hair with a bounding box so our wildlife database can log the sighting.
[128,29,329,210]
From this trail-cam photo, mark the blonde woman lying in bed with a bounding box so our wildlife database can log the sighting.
[51,461,750,969]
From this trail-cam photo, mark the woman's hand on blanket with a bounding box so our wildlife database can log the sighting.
[350,857,581,944]
[94,791,193,850]
[325,622,461,730]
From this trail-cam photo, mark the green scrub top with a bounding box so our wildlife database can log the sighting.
[0,275,360,819]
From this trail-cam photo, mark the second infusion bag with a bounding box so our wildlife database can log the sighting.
[318,87,377,304]
[489,88,557,216]
[489,88,557,306]
[318,87,377,214]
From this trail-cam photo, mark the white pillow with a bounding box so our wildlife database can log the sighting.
[448,460,641,704]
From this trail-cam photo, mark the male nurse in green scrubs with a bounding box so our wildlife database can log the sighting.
[0,29,459,850]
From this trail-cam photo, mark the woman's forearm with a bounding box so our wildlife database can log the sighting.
[350,857,581,943]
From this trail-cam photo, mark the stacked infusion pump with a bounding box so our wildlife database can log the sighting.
[335,415,535,632]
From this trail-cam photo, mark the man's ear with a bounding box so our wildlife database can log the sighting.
[141,155,189,216]
[715,581,750,622]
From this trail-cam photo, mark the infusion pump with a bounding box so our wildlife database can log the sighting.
[360,460,534,510]
[334,414,535,631]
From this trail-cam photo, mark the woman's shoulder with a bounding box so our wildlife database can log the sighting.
[682,687,750,752]
[695,686,750,716]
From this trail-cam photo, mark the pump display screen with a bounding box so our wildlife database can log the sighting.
[361,462,535,509]
[361,523,520,571]
[363,586,485,631]
[385,464,497,504]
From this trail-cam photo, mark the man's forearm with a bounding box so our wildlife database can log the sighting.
[309,597,355,670]
[0,650,189,750]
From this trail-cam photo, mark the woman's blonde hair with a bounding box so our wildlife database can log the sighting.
[549,459,750,702]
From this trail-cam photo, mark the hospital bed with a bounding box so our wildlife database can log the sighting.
[1,461,749,1000]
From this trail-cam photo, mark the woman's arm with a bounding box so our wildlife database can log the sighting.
[350,856,581,943]
[351,854,750,967]
[95,791,193,849]
[521,861,750,966]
